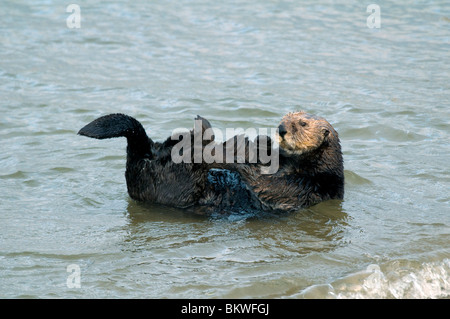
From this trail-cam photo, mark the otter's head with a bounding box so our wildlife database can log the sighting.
[276,111,338,157]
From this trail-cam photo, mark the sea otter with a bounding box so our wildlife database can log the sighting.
[78,112,344,214]
[206,111,345,212]
[78,113,214,208]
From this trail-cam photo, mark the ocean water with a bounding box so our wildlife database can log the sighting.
[0,0,448,298]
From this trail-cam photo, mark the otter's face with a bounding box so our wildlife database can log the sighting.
[276,112,332,156]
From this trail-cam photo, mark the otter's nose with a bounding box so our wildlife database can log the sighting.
[278,124,287,138]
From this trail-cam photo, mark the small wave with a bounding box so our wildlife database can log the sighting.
[298,259,450,299]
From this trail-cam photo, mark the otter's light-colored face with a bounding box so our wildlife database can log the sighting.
[276,112,333,156]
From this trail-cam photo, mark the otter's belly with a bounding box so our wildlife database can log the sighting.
[207,169,244,191]
[204,169,262,214]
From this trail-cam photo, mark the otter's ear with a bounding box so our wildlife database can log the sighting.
[322,128,330,138]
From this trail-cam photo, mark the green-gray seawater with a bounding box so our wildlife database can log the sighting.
[0,0,448,298]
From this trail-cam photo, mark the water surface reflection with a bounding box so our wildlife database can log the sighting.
[123,199,350,258]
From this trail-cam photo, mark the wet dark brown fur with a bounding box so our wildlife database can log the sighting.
[204,111,344,213]
[78,113,213,208]
[78,112,344,214]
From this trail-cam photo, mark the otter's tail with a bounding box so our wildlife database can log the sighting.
[78,113,153,158]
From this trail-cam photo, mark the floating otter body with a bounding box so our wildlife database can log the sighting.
[216,112,344,211]
[78,112,344,214]
[78,113,213,208]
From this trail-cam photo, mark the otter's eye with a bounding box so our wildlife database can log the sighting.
[299,121,307,127]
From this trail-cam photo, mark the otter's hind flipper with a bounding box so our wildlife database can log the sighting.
[78,113,153,158]
[192,115,214,145]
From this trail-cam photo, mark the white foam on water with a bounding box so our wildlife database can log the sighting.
[298,259,450,299]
